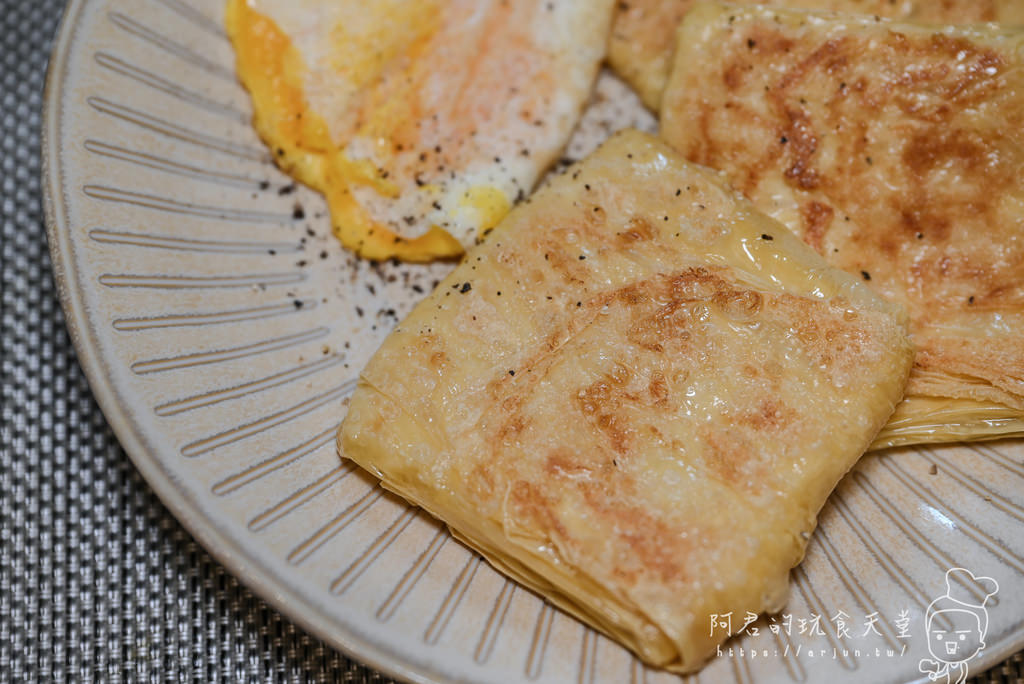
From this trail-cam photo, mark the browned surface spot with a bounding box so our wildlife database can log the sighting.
[508,480,570,540]
[740,398,796,431]
[801,201,834,253]
[648,372,670,405]
[621,267,737,351]
[538,233,590,286]
[698,427,762,491]
[713,289,763,321]
[580,482,693,585]
[497,412,528,441]
[619,216,656,243]
[577,379,633,453]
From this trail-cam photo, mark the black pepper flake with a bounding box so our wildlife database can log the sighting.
[761,234,773,241]
[306,227,316,237]
[258,180,270,190]
[292,205,305,220]
[578,255,586,260]
[780,136,788,144]
[293,299,304,309]
[460,282,472,293]
[968,295,975,305]
[278,183,296,196]
[319,250,328,259]
[267,249,277,255]
[296,259,307,267]
[675,188,681,196]
[747,38,756,48]
[916,232,924,239]
[861,270,871,281]
[355,306,364,317]
[584,184,591,191]
[576,301,582,307]
[508,370,515,376]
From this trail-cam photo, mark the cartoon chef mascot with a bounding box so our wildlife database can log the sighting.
[919,568,999,684]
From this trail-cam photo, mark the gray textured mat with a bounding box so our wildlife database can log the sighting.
[0,0,1019,681]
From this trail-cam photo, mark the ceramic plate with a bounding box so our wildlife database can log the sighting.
[42,1,1024,682]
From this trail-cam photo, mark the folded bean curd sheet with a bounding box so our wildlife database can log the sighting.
[340,130,913,672]
[660,3,1024,449]
[609,0,1024,110]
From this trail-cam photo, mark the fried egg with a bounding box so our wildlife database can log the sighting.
[226,0,614,261]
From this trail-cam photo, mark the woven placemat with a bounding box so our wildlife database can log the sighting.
[0,1,1019,681]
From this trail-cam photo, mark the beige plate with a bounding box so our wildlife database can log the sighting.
[42,1,1024,682]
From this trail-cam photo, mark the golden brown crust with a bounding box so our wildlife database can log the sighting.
[341,130,912,671]
[661,4,1024,432]
[609,0,1024,109]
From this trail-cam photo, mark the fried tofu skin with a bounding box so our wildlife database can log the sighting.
[660,3,1024,448]
[340,130,912,671]
[609,0,1024,109]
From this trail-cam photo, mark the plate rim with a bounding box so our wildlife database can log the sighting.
[38,2,1024,683]
[40,2,455,683]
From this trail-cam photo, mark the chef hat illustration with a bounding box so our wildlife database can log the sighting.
[925,568,999,640]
